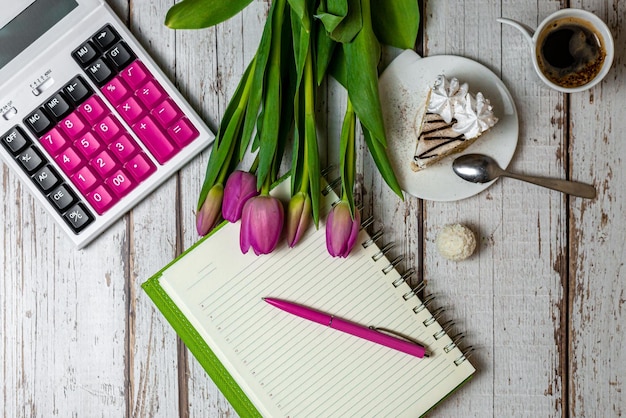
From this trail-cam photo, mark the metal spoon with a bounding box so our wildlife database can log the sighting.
[452,153,596,199]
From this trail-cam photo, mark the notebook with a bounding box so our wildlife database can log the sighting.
[142,179,475,417]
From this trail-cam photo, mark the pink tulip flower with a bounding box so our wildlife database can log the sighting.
[325,201,360,257]
[286,191,312,247]
[196,183,224,236]
[222,171,260,222]
[240,195,285,255]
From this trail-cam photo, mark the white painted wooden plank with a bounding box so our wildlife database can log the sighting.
[0,0,131,415]
[421,1,566,417]
[568,1,626,416]
[0,172,128,416]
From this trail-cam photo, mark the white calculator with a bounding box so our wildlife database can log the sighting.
[0,0,215,248]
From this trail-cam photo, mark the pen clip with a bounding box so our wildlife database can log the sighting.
[368,326,430,357]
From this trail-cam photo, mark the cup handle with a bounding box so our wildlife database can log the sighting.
[497,17,535,46]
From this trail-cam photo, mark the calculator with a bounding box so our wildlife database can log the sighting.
[0,0,215,248]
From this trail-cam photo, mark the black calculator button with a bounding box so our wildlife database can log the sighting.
[63,203,94,233]
[49,184,77,212]
[24,108,53,135]
[17,146,46,174]
[33,165,61,192]
[85,58,114,86]
[107,42,135,70]
[45,93,72,120]
[1,126,30,155]
[64,76,92,105]
[72,41,98,66]
[92,25,119,51]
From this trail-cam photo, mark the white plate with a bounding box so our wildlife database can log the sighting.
[378,50,519,201]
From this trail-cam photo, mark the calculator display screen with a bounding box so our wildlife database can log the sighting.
[0,0,79,70]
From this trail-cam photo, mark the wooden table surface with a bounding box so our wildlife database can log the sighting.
[2,0,625,417]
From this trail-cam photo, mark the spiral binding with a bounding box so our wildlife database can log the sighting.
[322,177,342,196]
[361,224,474,366]
[362,229,383,248]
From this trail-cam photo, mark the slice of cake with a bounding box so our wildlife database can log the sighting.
[411,75,498,171]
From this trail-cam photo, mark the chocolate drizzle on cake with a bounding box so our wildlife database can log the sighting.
[413,113,467,163]
[410,75,498,172]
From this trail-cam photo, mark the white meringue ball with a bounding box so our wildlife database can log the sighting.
[435,224,477,261]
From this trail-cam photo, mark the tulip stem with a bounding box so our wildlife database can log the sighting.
[340,96,356,216]
[300,47,315,195]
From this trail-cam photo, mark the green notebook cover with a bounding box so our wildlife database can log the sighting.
[142,223,263,418]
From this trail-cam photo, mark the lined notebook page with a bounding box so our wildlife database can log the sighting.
[158,182,475,417]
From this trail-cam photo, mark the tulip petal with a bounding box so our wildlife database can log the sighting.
[287,192,312,247]
[326,201,360,257]
[239,195,284,255]
[196,184,224,236]
[239,199,253,253]
[223,171,259,222]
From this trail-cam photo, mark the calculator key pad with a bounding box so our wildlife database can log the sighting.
[0,23,202,236]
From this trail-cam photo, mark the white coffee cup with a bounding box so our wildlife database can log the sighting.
[498,9,614,93]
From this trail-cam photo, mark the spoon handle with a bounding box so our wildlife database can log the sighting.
[502,172,596,199]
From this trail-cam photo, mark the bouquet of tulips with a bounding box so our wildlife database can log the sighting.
[166,0,420,257]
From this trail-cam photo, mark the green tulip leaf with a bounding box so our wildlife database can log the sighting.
[287,0,308,29]
[256,0,288,190]
[327,43,347,87]
[239,2,277,159]
[315,28,336,85]
[291,5,311,87]
[344,0,386,145]
[315,0,347,32]
[371,0,420,49]
[316,0,362,43]
[165,0,254,29]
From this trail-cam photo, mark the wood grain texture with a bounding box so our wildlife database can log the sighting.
[423,1,568,417]
[1,0,625,417]
[569,0,626,416]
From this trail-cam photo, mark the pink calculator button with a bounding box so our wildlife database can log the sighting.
[74,132,103,158]
[121,61,149,89]
[168,118,199,147]
[117,96,146,124]
[39,127,68,156]
[153,98,182,128]
[106,169,135,197]
[91,149,118,178]
[133,115,177,164]
[101,77,130,105]
[59,113,87,140]
[125,152,156,182]
[71,166,99,194]
[87,185,115,214]
[108,134,137,162]
[78,96,108,124]
[136,79,165,108]
[55,147,83,174]
[95,115,122,142]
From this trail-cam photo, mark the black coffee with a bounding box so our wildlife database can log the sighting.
[536,17,606,88]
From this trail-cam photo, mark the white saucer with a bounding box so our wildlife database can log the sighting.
[378,50,519,201]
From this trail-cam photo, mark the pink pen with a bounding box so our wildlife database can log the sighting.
[263,297,428,359]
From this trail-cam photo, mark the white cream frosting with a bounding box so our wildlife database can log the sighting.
[427,75,468,123]
[427,75,498,139]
